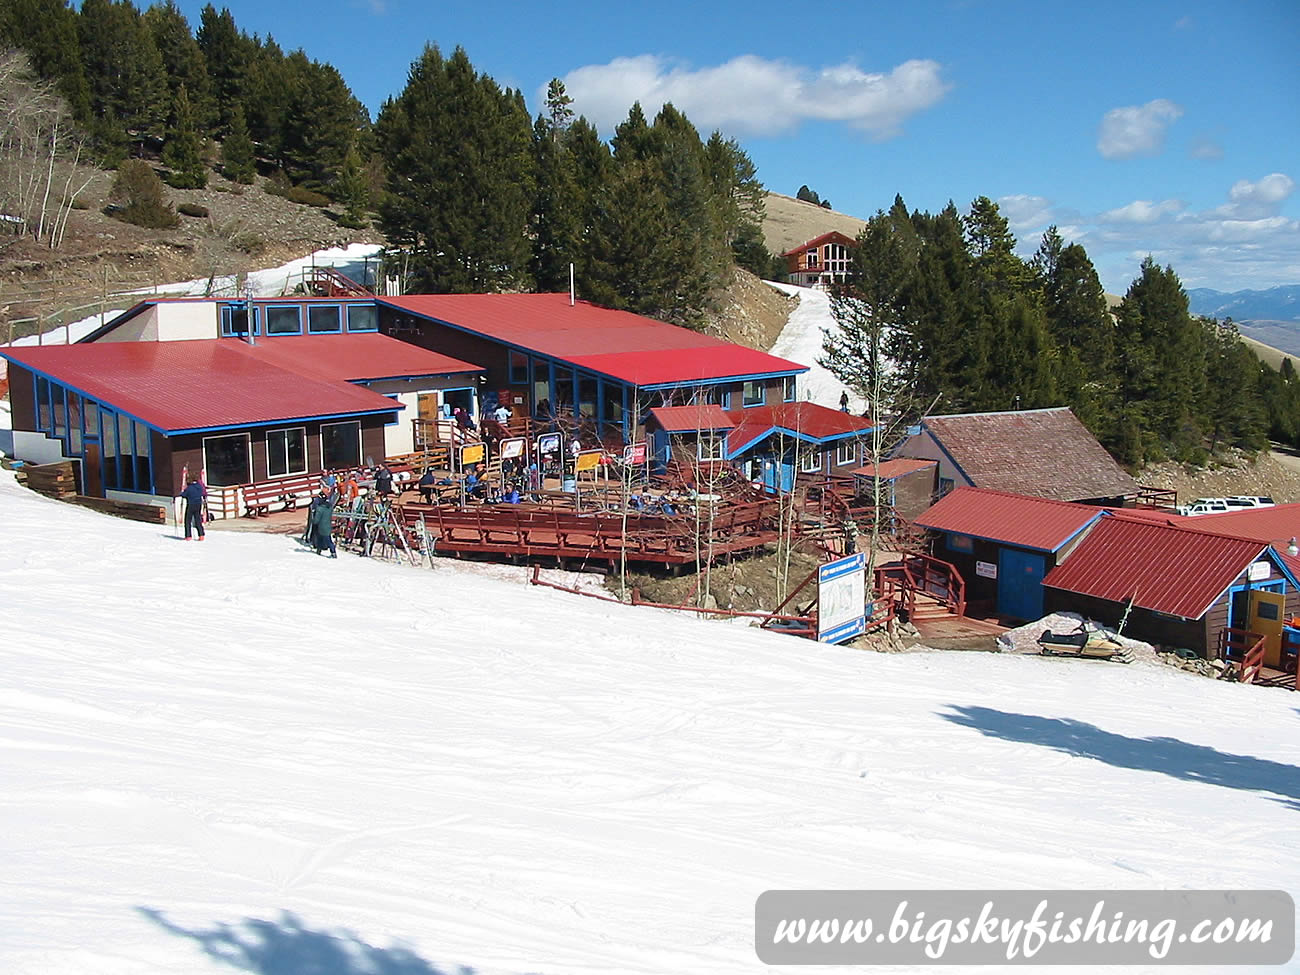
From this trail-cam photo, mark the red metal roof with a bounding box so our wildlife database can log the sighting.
[2,340,404,433]
[229,333,480,382]
[851,458,937,479]
[913,487,1102,552]
[725,401,873,454]
[380,293,806,387]
[1042,516,1271,619]
[649,405,736,432]
[780,230,858,257]
[1183,504,1300,548]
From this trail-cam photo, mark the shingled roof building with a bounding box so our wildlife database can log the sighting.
[894,407,1139,505]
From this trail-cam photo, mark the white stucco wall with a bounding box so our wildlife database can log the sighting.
[156,302,220,340]
[12,430,69,465]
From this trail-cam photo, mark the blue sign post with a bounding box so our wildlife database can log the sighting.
[817,552,867,644]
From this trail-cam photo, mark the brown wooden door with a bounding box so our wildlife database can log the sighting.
[82,442,103,496]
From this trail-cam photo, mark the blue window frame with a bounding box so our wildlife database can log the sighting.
[742,381,765,407]
[221,304,259,337]
[264,305,302,335]
[783,376,796,402]
[308,305,342,334]
[346,304,378,332]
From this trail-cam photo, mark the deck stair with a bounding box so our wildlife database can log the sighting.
[304,266,373,297]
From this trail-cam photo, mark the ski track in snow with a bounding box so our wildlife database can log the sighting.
[766,282,866,414]
[2,467,1300,974]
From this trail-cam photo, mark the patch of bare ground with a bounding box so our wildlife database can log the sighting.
[609,547,824,614]
[703,267,797,351]
[1137,446,1300,505]
[0,164,381,337]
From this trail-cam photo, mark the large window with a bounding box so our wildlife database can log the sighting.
[265,305,302,335]
[347,304,378,332]
[509,349,528,384]
[321,420,361,470]
[801,449,822,474]
[836,441,857,466]
[742,381,765,407]
[203,433,251,486]
[35,376,51,432]
[221,305,257,337]
[267,427,307,477]
[308,305,342,334]
[783,376,796,402]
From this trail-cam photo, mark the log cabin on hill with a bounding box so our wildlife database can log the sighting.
[893,407,1139,505]
[780,231,857,288]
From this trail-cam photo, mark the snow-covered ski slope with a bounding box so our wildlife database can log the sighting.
[2,466,1299,974]
[766,282,866,414]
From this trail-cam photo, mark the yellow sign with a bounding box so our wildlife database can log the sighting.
[575,450,602,472]
[460,442,485,466]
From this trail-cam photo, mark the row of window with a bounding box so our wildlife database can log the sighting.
[34,374,153,494]
[202,421,362,486]
[690,436,859,466]
[220,303,379,338]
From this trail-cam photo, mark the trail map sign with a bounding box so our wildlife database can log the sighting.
[817,552,867,644]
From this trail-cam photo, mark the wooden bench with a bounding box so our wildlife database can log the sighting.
[241,473,318,517]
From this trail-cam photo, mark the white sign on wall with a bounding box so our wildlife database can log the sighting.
[976,560,998,579]
[1248,560,1271,582]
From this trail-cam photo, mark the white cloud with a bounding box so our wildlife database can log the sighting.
[553,54,950,139]
[1096,99,1183,159]
[996,194,1053,233]
[1099,199,1186,223]
[1229,172,1295,207]
[1189,137,1223,160]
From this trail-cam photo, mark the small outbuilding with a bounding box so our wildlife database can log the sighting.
[914,487,1104,621]
[1043,514,1300,661]
[850,458,939,522]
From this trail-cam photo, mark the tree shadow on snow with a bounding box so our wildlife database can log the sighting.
[940,705,1300,808]
[137,906,488,975]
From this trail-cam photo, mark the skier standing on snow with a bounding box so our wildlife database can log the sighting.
[308,488,337,557]
[180,475,207,541]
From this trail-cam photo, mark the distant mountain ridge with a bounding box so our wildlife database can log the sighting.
[1186,285,1300,323]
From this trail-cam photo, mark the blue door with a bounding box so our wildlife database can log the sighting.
[998,548,1046,621]
[759,456,795,492]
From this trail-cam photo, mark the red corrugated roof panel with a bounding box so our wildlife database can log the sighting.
[1185,504,1300,548]
[649,405,736,432]
[914,487,1102,552]
[380,293,806,387]
[230,333,480,382]
[2,340,403,433]
[851,458,937,479]
[1042,516,1269,619]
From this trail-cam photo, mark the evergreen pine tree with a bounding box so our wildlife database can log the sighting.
[195,3,249,135]
[334,141,370,228]
[544,77,573,140]
[78,0,168,144]
[144,0,213,129]
[0,0,91,122]
[220,102,255,182]
[162,83,206,188]
[376,44,533,292]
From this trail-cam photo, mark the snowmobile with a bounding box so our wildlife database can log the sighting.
[1037,620,1131,662]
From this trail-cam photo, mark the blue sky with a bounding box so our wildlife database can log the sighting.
[175,0,1298,295]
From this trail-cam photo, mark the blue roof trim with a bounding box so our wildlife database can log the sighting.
[77,300,157,343]
[918,420,975,486]
[0,354,168,435]
[375,298,807,388]
[725,423,870,460]
[169,408,402,436]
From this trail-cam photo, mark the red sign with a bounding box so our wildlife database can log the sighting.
[623,442,647,464]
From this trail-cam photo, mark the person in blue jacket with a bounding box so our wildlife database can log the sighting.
[180,474,206,540]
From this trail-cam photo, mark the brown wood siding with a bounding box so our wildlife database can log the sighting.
[9,366,34,429]
[1043,588,1213,656]
[151,430,174,495]
[380,309,498,385]
[890,468,938,522]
